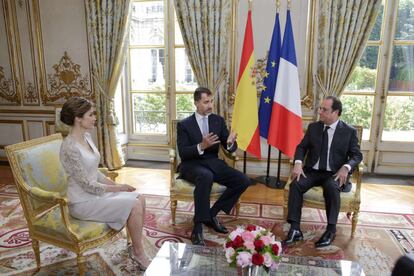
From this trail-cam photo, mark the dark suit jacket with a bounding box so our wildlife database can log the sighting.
[294,120,362,173]
[177,113,237,174]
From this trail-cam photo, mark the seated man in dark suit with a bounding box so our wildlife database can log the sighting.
[177,87,250,246]
[284,96,363,248]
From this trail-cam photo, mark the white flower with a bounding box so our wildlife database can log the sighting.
[263,252,273,267]
[225,247,235,263]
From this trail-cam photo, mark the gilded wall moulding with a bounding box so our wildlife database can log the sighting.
[44,52,92,103]
[0,66,19,104]
[24,82,39,104]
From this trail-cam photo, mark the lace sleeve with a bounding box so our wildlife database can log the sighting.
[60,139,106,195]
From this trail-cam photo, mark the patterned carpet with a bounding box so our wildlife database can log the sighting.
[1,184,413,275]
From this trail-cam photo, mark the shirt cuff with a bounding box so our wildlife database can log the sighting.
[226,142,234,151]
[294,160,302,164]
[343,164,351,171]
[197,143,204,155]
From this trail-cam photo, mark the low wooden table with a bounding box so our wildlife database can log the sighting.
[144,241,365,275]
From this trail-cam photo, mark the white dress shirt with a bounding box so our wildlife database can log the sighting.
[195,112,210,155]
[295,120,351,172]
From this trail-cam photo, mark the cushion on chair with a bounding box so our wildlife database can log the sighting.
[302,184,357,205]
[172,173,227,195]
[32,207,111,242]
[15,139,67,195]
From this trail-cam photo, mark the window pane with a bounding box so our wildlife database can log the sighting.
[395,0,414,40]
[346,46,379,92]
[388,45,414,92]
[130,1,164,45]
[130,48,165,91]
[176,94,195,120]
[175,48,198,91]
[382,96,414,141]
[369,2,384,41]
[340,95,374,140]
[132,93,166,134]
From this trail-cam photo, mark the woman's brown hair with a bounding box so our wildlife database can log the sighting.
[60,97,93,126]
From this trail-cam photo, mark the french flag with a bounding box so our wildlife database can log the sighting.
[267,10,303,158]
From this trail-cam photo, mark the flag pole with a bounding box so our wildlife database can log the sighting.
[243,151,247,174]
[254,0,281,188]
[255,145,278,187]
[274,150,286,188]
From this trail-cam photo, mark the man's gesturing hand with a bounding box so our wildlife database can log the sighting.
[291,163,307,182]
[200,133,220,150]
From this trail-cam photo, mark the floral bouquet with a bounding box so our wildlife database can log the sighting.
[224,224,282,272]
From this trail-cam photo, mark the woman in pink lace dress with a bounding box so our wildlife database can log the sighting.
[59,97,150,270]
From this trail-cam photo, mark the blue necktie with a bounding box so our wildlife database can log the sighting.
[202,117,209,136]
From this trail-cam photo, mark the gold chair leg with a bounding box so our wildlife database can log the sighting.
[77,254,87,276]
[31,239,41,271]
[171,200,177,225]
[351,211,359,238]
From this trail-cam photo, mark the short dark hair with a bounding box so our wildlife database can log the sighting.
[325,96,342,116]
[60,97,93,126]
[194,87,212,102]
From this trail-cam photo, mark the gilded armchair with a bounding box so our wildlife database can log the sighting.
[169,119,240,225]
[283,126,363,238]
[5,133,122,274]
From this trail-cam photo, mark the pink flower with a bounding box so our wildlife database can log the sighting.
[236,252,252,268]
[260,235,272,246]
[244,240,255,251]
[225,247,235,263]
[263,252,273,267]
[229,227,245,240]
[241,230,255,242]
[270,261,280,271]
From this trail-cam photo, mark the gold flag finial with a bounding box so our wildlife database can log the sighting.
[288,0,292,9]
[276,0,280,11]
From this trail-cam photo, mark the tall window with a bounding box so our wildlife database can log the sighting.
[341,0,414,142]
[128,0,197,140]
[382,0,414,141]
[341,3,384,141]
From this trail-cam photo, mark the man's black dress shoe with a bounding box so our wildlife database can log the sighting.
[203,217,229,234]
[283,229,303,245]
[191,229,206,246]
[315,230,335,248]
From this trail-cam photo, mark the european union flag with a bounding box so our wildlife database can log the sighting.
[258,12,282,139]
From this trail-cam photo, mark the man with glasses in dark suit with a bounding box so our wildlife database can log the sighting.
[284,96,363,248]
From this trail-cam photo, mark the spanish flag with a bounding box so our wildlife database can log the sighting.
[231,9,261,159]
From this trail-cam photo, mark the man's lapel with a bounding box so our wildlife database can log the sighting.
[330,120,345,152]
